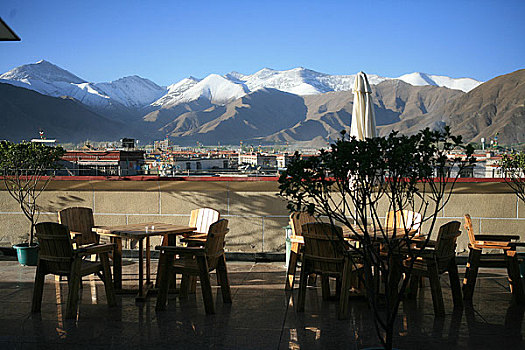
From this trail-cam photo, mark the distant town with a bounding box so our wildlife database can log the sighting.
[29,133,509,179]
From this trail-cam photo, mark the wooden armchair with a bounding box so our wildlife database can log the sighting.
[285,211,316,291]
[404,221,462,316]
[31,222,116,319]
[462,214,525,304]
[156,219,231,314]
[58,207,99,247]
[297,223,357,319]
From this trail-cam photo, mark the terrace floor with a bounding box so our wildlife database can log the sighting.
[0,258,524,349]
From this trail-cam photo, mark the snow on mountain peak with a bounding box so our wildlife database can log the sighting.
[0,60,484,112]
[95,75,166,108]
[180,74,248,104]
[397,72,482,92]
[0,59,86,84]
[152,74,247,107]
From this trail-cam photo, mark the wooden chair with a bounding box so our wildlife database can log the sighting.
[404,221,463,316]
[297,222,356,319]
[169,208,220,292]
[385,210,422,235]
[160,208,220,246]
[58,207,99,247]
[156,219,231,314]
[31,222,116,319]
[462,214,525,304]
[285,211,316,291]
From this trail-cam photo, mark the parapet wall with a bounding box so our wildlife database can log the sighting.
[1,177,524,254]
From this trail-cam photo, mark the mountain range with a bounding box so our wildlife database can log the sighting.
[0,60,523,145]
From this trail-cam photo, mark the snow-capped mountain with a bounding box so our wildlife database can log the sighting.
[152,74,247,107]
[0,60,483,113]
[151,67,480,109]
[95,75,166,108]
[151,77,200,106]
[225,67,388,95]
[0,60,166,109]
[396,72,482,92]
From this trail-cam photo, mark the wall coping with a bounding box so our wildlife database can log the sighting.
[0,175,514,182]
[0,176,519,194]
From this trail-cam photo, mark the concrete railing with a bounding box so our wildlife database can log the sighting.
[1,177,525,254]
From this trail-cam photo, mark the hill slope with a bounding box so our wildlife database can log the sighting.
[380,69,525,144]
[0,83,130,142]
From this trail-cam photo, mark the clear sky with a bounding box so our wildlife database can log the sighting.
[1,0,524,86]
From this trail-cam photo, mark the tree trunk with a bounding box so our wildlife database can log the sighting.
[385,326,393,350]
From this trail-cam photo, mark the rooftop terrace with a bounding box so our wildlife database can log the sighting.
[0,258,523,349]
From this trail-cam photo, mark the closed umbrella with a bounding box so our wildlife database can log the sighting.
[350,72,377,139]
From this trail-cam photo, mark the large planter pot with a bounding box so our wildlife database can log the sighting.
[13,243,39,266]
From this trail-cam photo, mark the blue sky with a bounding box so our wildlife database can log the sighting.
[1,0,524,86]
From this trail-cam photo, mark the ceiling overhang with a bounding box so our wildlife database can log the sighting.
[0,17,20,41]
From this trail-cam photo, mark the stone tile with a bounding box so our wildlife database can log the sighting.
[37,191,93,213]
[228,192,288,216]
[94,191,160,214]
[159,190,227,215]
[223,216,264,253]
[479,218,525,237]
[444,193,517,218]
[0,260,524,349]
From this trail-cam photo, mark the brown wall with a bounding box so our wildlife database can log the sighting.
[1,179,524,253]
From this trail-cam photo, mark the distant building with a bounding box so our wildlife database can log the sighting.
[121,138,136,150]
[238,153,277,170]
[174,157,231,172]
[154,139,171,152]
[276,154,291,169]
[61,150,145,176]
[31,139,57,146]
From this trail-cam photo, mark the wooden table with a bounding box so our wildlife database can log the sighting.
[343,224,420,241]
[93,222,196,301]
[343,224,424,300]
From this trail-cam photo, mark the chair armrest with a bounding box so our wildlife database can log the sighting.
[475,234,520,242]
[290,235,304,244]
[75,243,115,256]
[471,242,513,250]
[399,245,436,257]
[156,245,206,256]
[181,237,206,245]
[181,233,208,241]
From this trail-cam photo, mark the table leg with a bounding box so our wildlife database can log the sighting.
[138,238,144,300]
[506,250,525,304]
[167,234,178,290]
[112,237,123,291]
[146,236,151,284]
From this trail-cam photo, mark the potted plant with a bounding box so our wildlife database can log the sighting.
[0,141,65,266]
[279,127,473,349]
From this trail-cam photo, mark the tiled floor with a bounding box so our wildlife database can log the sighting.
[0,259,524,349]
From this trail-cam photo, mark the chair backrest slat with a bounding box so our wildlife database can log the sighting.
[290,212,316,237]
[464,214,476,245]
[434,221,462,269]
[386,210,422,234]
[301,223,345,276]
[35,222,74,274]
[205,219,229,270]
[189,208,220,235]
[58,207,97,245]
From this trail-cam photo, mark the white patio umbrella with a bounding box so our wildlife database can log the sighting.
[350,72,377,140]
